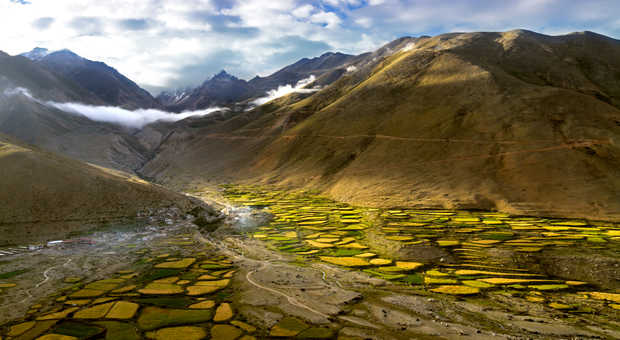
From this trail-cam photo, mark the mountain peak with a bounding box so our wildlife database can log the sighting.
[319,51,347,58]
[28,47,49,54]
[212,70,236,80]
[20,47,50,61]
[565,30,620,42]
[50,49,81,58]
[20,48,86,63]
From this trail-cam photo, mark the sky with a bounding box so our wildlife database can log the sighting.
[2,0,620,94]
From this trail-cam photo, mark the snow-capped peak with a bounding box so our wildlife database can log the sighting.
[20,47,50,61]
[157,87,192,105]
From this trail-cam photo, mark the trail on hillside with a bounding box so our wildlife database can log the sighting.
[202,132,610,146]
[199,132,610,169]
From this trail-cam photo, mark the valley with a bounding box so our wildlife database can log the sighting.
[0,184,618,339]
[0,27,619,339]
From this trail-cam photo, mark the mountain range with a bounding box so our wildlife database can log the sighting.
[21,48,161,109]
[1,29,619,223]
[1,46,359,172]
[18,47,359,112]
[156,52,359,111]
[142,30,620,221]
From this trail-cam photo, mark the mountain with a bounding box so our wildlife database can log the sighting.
[0,50,101,104]
[156,87,192,108]
[248,52,356,92]
[0,134,201,246]
[158,70,255,111]
[158,52,357,112]
[140,30,620,221]
[35,49,161,109]
[0,51,152,172]
[19,47,50,61]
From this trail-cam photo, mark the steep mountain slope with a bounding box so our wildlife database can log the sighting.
[0,51,101,104]
[141,30,620,221]
[156,87,192,108]
[0,92,149,172]
[19,47,50,61]
[248,52,356,92]
[159,71,255,111]
[37,50,161,109]
[0,134,201,246]
[158,52,357,111]
[0,52,151,172]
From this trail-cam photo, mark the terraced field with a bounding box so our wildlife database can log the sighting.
[222,185,620,316]
[1,185,618,339]
[0,222,338,340]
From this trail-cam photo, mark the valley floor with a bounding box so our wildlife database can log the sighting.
[0,185,618,339]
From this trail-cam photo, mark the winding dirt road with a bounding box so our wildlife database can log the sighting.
[198,232,380,328]
[245,260,331,319]
[0,258,74,309]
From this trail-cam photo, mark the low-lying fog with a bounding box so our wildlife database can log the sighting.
[3,87,225,128]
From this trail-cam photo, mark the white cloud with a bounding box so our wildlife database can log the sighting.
[292,4,315,18]
[323,0,363,6]
[47,102,224,128]
[252,75,319,105]
[310,11,342,28]
[401,42,415,52]
[1,0,620,93]
[355,17,372,28]
[3,87,34,99]
[3,87,224,128]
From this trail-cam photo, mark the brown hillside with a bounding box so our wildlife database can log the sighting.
[141,30,620,221]
[0,135,200,245]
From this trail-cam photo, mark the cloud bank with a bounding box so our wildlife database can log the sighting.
[3,87,224,128]
[3,0,619,93]
[252,75,319,106]
[47,102,223,128]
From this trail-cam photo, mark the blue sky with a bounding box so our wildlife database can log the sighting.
[2,0,620,94]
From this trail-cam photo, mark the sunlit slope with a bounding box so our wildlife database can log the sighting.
[142,30,620,221]
[0,135,198,245]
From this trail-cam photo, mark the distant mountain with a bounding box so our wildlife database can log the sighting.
[141,30,620,222]
[31,49,161,109]
[156,87,192,108]
[1,50,101,104]
[158,52,357,112]
[0,52,152,172]
[158,70,255,111]
[249,52,356,92]
[19,47,50,61]
[194,70,255,105]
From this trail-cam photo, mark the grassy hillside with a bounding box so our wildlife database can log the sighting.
[0,135,200,246]
[141,30,620,221]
